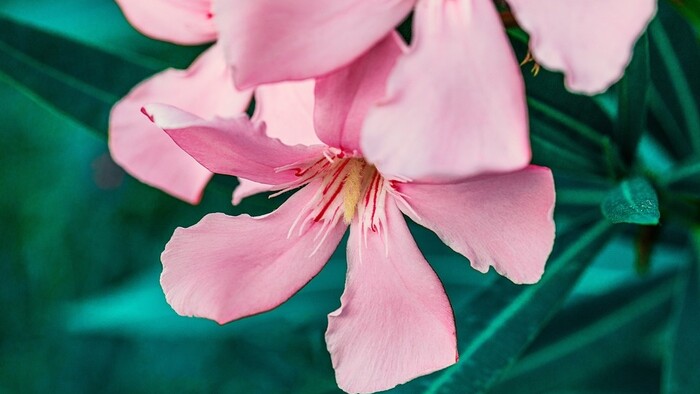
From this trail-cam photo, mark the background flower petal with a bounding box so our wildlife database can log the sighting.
[115,0,217,45]
[108,45,251,204]
[252,80,321,146]
[314,33,406,153]
[508,0,657,94]
[214,0,415,88]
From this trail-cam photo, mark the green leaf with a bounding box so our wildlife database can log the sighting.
[669,0,700,38]
[0,14,154,136]
[0,6,207,138]
[421,215,614,394]
[663,158,700,198]
[0,0,204,69]
[507,32,621,180]
[601,177,660,225]
[615,33,650,165]
[663,231,700,394]
[493,271,677,393]
[649,4,700,158]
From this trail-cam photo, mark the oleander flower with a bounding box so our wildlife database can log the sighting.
[112,0,654,202]
[110,0,319,204]
[214,0,656,184]
[507,0,657,94]
[145,34,556,393]
[220,0,656,95]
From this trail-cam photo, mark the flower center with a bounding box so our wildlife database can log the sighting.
[273,152,393,249]
[304,156,386,227]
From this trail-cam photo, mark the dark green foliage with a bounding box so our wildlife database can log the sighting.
[663,233,700,394]
[616,34,650,167]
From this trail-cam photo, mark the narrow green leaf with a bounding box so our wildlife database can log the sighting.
[530,133,608,178]
[508,28,619,179]
[669,0,700,38]
[0,14,158,136]
[648,85,692,160]
[601,177,660,225]
[649,6,700,155]
[494,272,676,393]
[0,0,204,69]
[528,96,610,149]
[615,33,650,165]
[0,10,210,138]
[663,158,700,198]
[0,43,115,135]
[0,13,155,97]
[664,231,700,394]
[422,216,614,394]
[525,74,619,180]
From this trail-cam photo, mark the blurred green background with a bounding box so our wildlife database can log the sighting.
[2,1,700,393]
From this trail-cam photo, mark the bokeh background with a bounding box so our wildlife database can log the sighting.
[2,1,700,393]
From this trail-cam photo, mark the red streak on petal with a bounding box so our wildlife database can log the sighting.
[364,171,377,206]
[296,158,325,177]
[323,160,349,195]
[370,173,380,232]
[298,164,329,184]
[315,181,345,222]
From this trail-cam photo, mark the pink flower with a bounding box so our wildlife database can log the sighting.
[212,0,657,184]
[146,34,556,393]
[220,0,656,95]
[112,0,655,202]
[110,0,319,204]
[507,0,657,94]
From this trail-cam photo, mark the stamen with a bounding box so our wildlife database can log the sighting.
[310,206,342,256]
[520,50,541,76]
[323,160,350,195]
[277,151,396,256]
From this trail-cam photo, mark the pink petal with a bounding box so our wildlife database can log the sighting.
[326,202,457,393]
[231,179,273,206]
[162,183,347,324]
[508,0,657,94]
[213,0,415,88]
[398,166,556,284]
[252,80,321,146]
[361,0,530,183]
[109,45,251,204]
[115,0,217,45]
[143,104,325,186]
[314,33,406,153]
